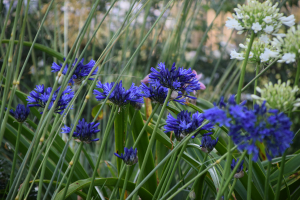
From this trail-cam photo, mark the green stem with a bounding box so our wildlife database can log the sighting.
[37,115,60,199]
[162,142,189,196]
[132,89,172,200]
[9,122,22,188]
[156,149,179,199]
[247,154,253,200]
[227,178,237,200]
[216,151,247,200]
[294,60,300,86]
[264,161,272,200]
[86,106,118,199]
[236,31,255,103]
[188,153,208,200]
[61,142,83,200]
[120,165,132,200]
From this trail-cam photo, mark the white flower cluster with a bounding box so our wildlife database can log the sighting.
[230,35,279,63]
[251,80,300,112]
[226,0,295,35]
[273,25,300,64]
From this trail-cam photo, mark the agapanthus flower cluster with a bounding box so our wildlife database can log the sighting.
[251,80,300,112]
[114,147,138,165]
[8,104,30,122]
[62,118,100,143]
[164,110,214,141]
[200,134,218,153]
[139,83,186,105]
[231,159,244,179]
[93,80,144,108]
[26,85,74,114]
[231,37,279,65]
[226,0,294,35]
[204,95,293,161]
[275,25,300,64]
[149,62,201,97]
[51,58,98,85]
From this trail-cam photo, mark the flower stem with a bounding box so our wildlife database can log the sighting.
[227,178,237,200]
[247,153,253,200]
[188,153,209,200]
[86,105,118,200]
[295,60,300,86]
[264,161,272,200]
[9,122,22,188]
[60,142,83,199]
[120,165,132,200]
[216,150,247,200]
[236,31,255,103]
[132,89,172,200]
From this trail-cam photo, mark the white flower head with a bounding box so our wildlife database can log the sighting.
[236,12,243,19]
[252,22,262,33]
[263,16,272,24]
[230,49,244,60]
[279,15,295,27]
[225,18,244,31]
[263,25,274,34]
[278,53,296,64]
[260,48,279,62]
[259,34,270,44]
[249,51,254,58]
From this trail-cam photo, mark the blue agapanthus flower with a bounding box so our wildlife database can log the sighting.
[164,110,214,141]
[8,104,30,122]
[200,134,218,153]
[93,80,144,107]
[114,147,138,165]
[231,158,244,178]
[26,84,74,114]
[61,118,100,143]
[203,95,294,161]
[149,62,201,98]
[51,58,98,85]
[140,83,185,105]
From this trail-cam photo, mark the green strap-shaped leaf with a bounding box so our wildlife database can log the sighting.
[1,39,65,61]
[128,106,157,194]
[54,178,153,200]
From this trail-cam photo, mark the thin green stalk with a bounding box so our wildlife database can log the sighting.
[162,142,189,196]
[247,154,253,200]
[37,115,60,199]
[216,151,247,200]
[164,145,239,200]
[152,157,173,200]
[51,143,82,199]
[241,59,277,93]
[187,153,209,200]
[227,178,237,200]
[157,149,179,199]
[120,165,132,200]
[264,161,272,200]
[126,120,211,200]
[236,31,255,103]
[0,0,13,60]
[86,106,118,199]
[43,140,69,200]
[132,89,172,200]
[9,122,22,188]
[275,60,300,200]
[61,142,83,200]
